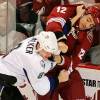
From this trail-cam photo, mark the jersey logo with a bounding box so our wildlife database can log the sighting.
[38,72,45,79]
[40,60,45,68]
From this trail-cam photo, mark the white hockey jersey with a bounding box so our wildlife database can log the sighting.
[0,36,56,95]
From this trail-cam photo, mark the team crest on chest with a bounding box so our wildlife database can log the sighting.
[40,60,45,68]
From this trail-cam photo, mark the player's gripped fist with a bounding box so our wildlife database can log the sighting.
[53,55,63,65]
[58,69,69,83]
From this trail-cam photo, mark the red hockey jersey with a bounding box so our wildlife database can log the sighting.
[46,5,94,69]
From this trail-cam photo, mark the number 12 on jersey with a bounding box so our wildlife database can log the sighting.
[57,6,67,14]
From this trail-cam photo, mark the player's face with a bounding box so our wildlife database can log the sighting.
[39,49,53,60]
[79,14,95,30]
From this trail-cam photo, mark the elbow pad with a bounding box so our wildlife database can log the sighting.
[33,76,50,95]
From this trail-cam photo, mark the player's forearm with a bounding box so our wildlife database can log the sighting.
[71,15,81,26]
[71,5,85,26]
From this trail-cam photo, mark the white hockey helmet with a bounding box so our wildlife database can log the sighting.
[37,31,60,55]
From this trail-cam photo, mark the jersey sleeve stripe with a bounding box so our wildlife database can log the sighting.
[47,17,66,28]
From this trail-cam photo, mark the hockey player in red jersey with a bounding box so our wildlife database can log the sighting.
[38,4,100,100]
[46,4,100,67]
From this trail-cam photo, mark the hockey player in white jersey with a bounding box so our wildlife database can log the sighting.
[0,31,69,99]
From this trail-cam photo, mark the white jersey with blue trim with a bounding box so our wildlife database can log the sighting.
[0,36,56,95]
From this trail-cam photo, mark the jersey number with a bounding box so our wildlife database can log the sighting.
[57,7,67,14]
[78,48,85,60]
